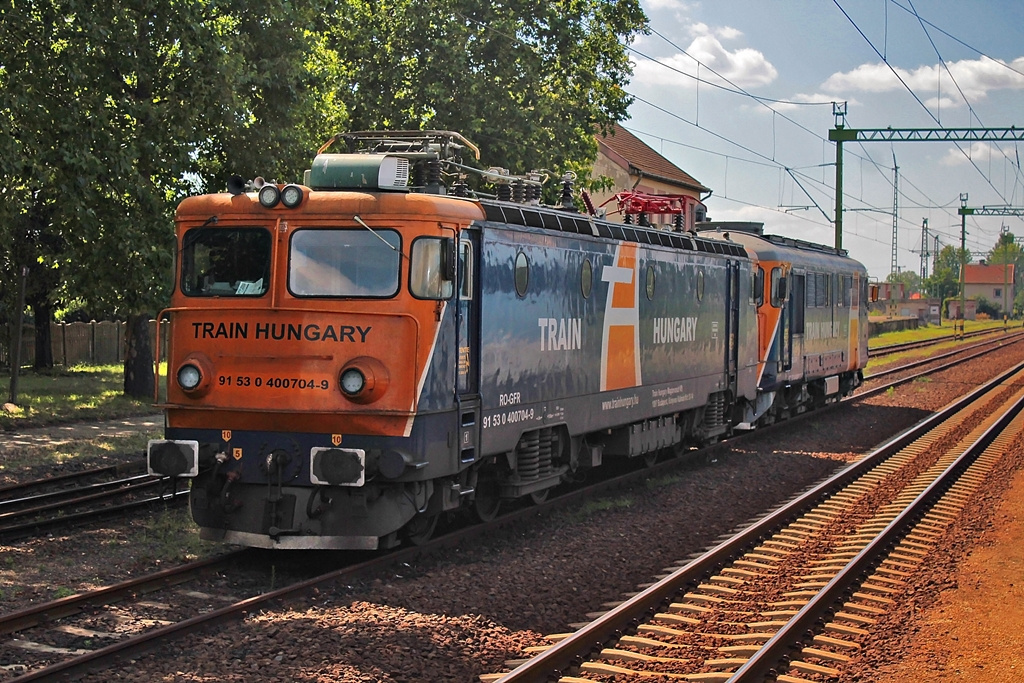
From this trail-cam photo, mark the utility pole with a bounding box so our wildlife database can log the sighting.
[919,218,930,280]
[958,193,968,339]
[890,156,899,277]
[1001,224,1010,320]
[832,102,847,251]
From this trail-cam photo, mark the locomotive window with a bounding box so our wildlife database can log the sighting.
[752,267,764,306]
[791,274,806,333]
[581,258,593,299]
[817,273,829,307]
[645,265,656,300]
[410,237,454,300]
[289,228,401,297]
[180,227,271,297]
[458,240,473,300]
[696,269,705,301]
[514,251,529,297]
[770,267,786,307]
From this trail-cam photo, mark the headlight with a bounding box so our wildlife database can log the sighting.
[177,363,202,390]
[258,184,281,208]
[174,353,214,397]
[340,368,366,396]
[337,357,390,404]
[281,184,304,208]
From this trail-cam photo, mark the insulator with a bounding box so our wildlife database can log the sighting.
[527,184,541,203]
[560,178,575,209]
[425,159,441,186]
[452,182,468,197]
[497,183,512,202]
[513,179,526,203]
[412,161,426,188]
[638,212,650,227]
[673,213,685,231]
[624,213,634,224]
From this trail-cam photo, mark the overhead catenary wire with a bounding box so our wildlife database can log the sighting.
[832,0,1016,205]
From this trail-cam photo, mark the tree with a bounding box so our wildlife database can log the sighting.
[1,0,345,396]
[885,270,922,297]
[987,229,1023,316]
[327,0,647,186]
[924,244,969,301]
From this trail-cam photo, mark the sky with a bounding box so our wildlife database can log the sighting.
[624,0,1024,280]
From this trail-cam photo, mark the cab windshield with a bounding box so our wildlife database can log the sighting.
[180,227,271,297]
[289,228,402,297]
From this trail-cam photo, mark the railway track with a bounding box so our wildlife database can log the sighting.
[861,328,1024,388]
[0,335,1016,680]
[0,464,187,542]
[481,362,1024,682]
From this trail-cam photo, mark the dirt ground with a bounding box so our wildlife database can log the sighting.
[873,466,1024,681]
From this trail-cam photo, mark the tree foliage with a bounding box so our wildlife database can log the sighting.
[924,244,969,301]
[885,270,921,296]
[1,0,646,396]
[0,0,342,395]
[328,0,647,183]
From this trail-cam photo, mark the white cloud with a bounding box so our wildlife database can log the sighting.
[821,56,1024,106]
[941,142,997,167]
[632,25,777,91]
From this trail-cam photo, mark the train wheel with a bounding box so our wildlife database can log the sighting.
[401,512,439,546]
[473,473,502,522]
[529,489,549,505]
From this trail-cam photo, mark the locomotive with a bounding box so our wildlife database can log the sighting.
[147,130,869,550]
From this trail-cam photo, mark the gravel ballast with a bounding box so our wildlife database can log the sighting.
[4,345,1024,682]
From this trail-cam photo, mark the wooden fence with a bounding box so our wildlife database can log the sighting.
[1,320,166,368]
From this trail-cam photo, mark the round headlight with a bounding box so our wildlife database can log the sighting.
[281,184,304,208]
[177,363,202,391]
[258,184,281,208]
[340,368,366,396]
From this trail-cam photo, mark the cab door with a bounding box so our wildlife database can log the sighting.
[726,260,740,387]
[456,231,481,462]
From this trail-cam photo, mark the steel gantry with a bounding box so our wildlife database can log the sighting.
[958,200,1024,323]
[828,104,1024,252]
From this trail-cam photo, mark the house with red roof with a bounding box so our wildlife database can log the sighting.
[590,124,710,225]
[963,262,1015,314]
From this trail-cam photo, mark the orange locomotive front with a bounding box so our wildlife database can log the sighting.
[149,136,487,549]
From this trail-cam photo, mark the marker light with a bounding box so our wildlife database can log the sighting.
[338,356,390,404]
[258,184,281,208]
[340,368,366,396]
[177,363,202,391]
[281,184,304,208]
[175,354,214,397]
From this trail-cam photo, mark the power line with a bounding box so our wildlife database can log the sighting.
[832,0,1014,204]
[888,0,1024,81]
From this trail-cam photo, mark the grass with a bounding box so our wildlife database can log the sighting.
[1,363,164,431]
[135,506,210,563]
[0,432,159,476]
[868,319,1009,348]
[0,363,165,479]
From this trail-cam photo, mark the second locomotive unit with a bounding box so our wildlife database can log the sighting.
[147,131,869,549]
